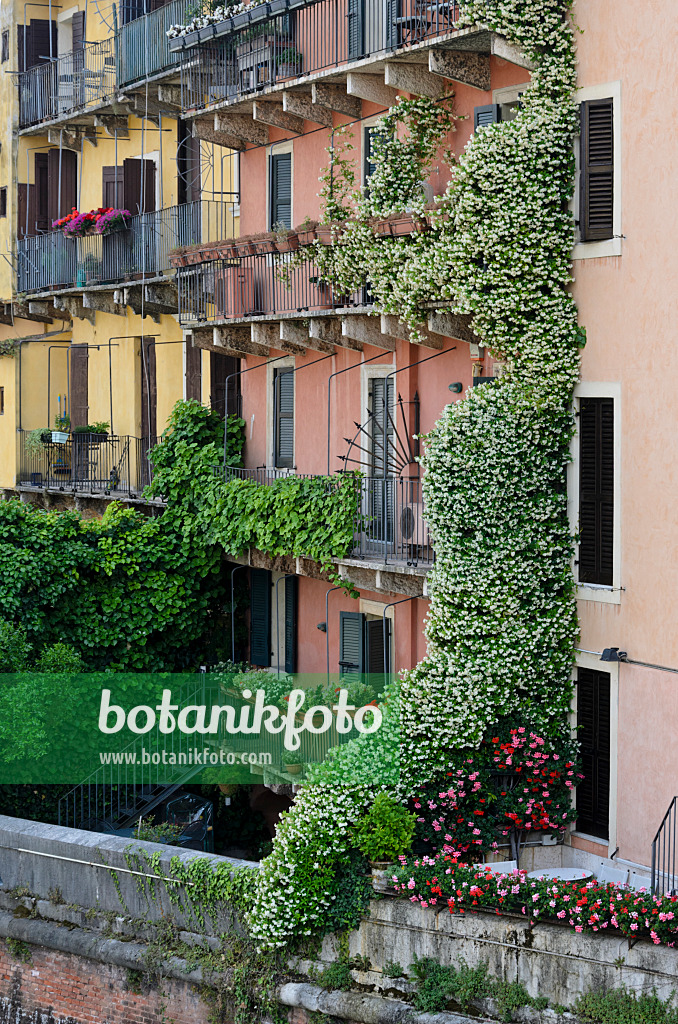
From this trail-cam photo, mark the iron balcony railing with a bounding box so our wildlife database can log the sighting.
[180,0,461,111]
[119,0,191,85]
[177,252,369,325]
[652,795,678,897]
[18,431,159,498]
[16,200,237,294]
[18,38,117,128]
[219,466,434,567]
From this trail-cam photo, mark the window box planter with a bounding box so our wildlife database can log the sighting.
[248,4,270,23]
[197,24,217,41]
[169,253,188,268]
[186,249,206,266]
[201,245,221,261]
[181,28,200,47]
[252,236,277,255]
[315,223,343,245]
[216,242,238,258]
[51,431,69,443]
[231,11,251,28]
[297,226,317,245]
[268,0,289,12]
[233,238,256,257]
[373,213,427,237]
[274,231,299,253]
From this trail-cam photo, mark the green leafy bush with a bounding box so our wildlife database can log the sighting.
[354,792,416,863]
[35,642,83,674]
[575,988,678,1024]
[0,619,31,672]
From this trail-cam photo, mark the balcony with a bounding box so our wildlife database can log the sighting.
[16,200,236,297]
[178,0,463,112]
[222,466,434,569]
[18,38,117,130]
[177,250,369,326]
[118,0,190,87]
[18,432,159,499]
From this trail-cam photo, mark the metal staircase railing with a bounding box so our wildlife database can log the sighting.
[58,674,210,832]
[651,795,678,896]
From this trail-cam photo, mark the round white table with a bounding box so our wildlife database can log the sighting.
[526,867,592,882]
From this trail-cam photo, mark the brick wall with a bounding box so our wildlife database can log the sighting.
[0,944,211,1024]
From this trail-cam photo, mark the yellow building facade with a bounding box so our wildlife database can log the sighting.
[0,0,238,494]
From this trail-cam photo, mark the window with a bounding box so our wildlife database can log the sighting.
[1,31,8,63]
[270,152,291,230]
[363,125,389,185]
[576,667,611,840]
[339,611,391,686]
[0,188,6,218]
[273,367,294,468]
[579,98,614,241]
[474,104,501,130]
[250,568,272,667]
[578,397,614,585]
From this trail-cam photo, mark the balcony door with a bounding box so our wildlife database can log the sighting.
[367,376,395,546]
[140,338,157,442]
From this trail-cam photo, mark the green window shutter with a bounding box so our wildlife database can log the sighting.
[274,368,294,468]
[580,98,614,241]
[339,611,364,680]
[576,667,611,839]
[365,617,390,687]
[347,0,364,60]
[250,568,271,667]
[578,397,614,585]
[270,152,292,230]
[474,104,501,130]
[284,575,297,674]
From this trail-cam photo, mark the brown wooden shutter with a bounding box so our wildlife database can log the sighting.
[578,397,614,585]
[185,340,202,401]
[576,667,611,839]
[17,25,24,71]
[35,153,49,232]
[26,19,57,68]
[102,166,123,208]
[16,183,34,238]
[69,344,89,429]
[47,148,77,223]
[210,352,239,418]
[580,98,614,241]
[123,158,155,214]
[71,10,85,50]
[140,339,157,440]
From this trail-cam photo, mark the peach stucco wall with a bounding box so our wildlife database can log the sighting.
[573,0,678,863]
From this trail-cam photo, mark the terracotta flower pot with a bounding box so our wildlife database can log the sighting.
[315,224,343,245]
[233,239,256,257]
[253,237,277,255]
[297,227,317,245]
[274,232,299,253]
[169,253,188,268]
[217,242,237,259]
[186,250,205,265]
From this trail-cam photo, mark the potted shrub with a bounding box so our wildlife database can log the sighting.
[276,46,302,79]
[273,221,299,253]
[295,218,318,245]
[282,749,303,775]
[24,428,50,457]
[354,792,416,892]
[72,421,109,445]
[52,413,70,444]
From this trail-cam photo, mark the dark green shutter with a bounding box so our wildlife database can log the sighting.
[365,617,390,688]
[474,104,501,130]
[580,98,614,241]
[274,368,294,469]
[339,611,364,680]
[270,153,292,230]
[347,0,364,60]
[579,397,614,585]
[385,0,401,49]
[284,575,297,674]
[368,377,395,543]
[576,668,611,839]
[250,568,271,667]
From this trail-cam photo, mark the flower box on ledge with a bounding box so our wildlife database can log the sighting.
[372,213,428,238]
[315,223,344,245]
[274,231,299,253]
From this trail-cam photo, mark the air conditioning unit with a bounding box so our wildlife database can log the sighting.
[396,502,430,553]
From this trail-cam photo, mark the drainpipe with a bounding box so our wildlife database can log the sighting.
[275,573,295,677]
[324,585,343,689]
[381,595,417,680]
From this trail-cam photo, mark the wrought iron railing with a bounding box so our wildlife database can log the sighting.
[18,38,117,128]
[18,432,159,497]
[16,200,237,294]
[177,252,369,325]
[179,0,461,111]
[652,795,678,897]
[119,0,191,85]
[217,466,434,567]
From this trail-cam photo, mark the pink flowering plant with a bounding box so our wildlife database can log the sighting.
[94,208,130,235]
[412,724,582,862]
[390,858,678,947]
